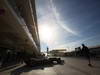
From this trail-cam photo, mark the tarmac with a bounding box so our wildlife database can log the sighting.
[0,57,100,75]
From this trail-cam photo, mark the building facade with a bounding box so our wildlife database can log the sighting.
[0,0,40,56]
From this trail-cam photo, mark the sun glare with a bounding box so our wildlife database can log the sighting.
[39,24,54,44]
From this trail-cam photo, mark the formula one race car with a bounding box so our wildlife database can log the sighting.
[24,57,64,67]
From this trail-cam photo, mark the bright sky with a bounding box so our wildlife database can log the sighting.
[36,0,100,52]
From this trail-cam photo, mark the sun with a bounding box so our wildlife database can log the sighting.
[39,24,54,44]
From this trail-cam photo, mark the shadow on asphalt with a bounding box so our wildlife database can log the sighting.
[11,62,64,75]
[91,65,100,69]
[11,64,52,75]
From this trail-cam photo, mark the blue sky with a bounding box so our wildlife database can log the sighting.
[36,0,100,52]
